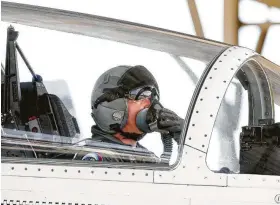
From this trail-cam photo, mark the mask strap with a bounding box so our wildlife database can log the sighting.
[93,87,126,108]
[134,86,151,100]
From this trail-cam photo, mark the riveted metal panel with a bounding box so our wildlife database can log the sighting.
[185,46,258,152]
[228,174,280,189]
[1,177,191,205]
[1,163,153,183]
[2,177,279,204]
[154,145,227,186]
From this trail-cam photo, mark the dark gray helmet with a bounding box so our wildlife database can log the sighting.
[91,65,159,135]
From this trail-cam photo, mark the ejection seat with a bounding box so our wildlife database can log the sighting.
[1,26,80,158]
[19,82,80,138]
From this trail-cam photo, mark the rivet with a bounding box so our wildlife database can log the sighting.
[11,167,14,170]
[64,169,67,173]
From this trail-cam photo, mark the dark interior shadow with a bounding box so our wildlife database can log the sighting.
[43,79,76,118]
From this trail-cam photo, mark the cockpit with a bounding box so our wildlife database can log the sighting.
[1,3,279,177]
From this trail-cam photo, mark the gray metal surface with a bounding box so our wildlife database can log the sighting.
[1,1,229,63]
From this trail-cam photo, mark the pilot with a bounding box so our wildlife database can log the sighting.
[82,65,184,162]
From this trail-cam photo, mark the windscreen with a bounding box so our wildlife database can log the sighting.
[1,22,209,169]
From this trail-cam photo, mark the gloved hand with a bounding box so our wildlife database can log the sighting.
[157,108,184,136]
[157,108,184,160]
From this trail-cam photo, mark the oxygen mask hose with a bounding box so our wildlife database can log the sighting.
[160,134,173,164]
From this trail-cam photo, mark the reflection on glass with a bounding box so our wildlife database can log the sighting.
[207,78,247,173]
[207,57,280,176]
[1,23,206,168]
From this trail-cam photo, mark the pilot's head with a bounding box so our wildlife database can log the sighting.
[91,65,160,142]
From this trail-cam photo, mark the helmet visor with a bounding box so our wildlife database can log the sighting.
[126,86,159,101]
[117,65,159,96]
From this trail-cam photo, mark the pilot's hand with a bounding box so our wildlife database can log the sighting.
[157,108,184,135]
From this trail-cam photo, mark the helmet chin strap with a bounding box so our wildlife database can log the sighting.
[118,130,145,141]
[110,123,145,143]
